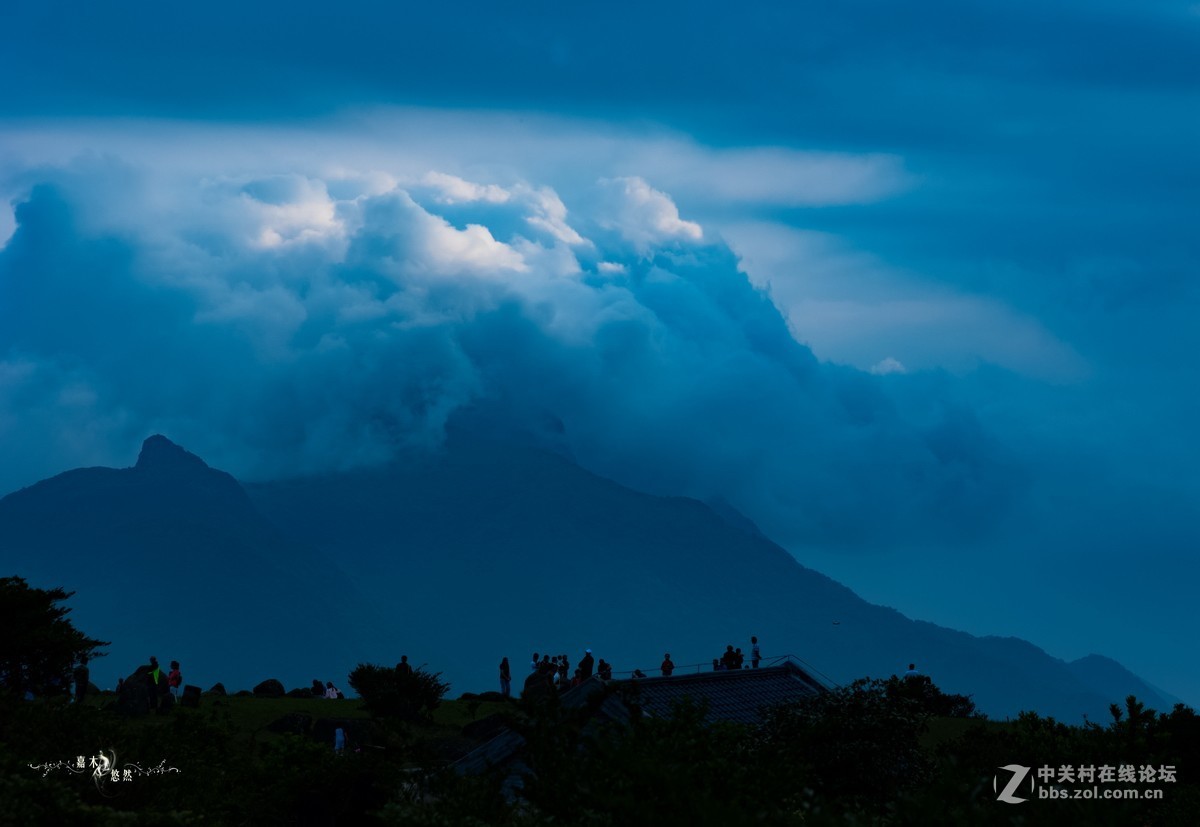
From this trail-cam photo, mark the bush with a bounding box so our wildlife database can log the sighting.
[348,663,450,720]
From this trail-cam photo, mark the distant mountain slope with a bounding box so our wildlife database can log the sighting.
[0,435,389,692]
[245,428,1178,720]
[0,433,1178,719]
[1067,654,1184,713]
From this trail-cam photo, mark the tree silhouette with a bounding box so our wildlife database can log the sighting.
[0,576,108,697]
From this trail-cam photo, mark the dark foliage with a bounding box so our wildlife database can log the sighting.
[0,576,108,698]
[348,663,450,720]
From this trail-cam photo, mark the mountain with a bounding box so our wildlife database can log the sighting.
[0,435,390,693]
[0,433,1180,720]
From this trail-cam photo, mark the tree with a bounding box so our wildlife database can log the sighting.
[0,576,108,697]
[348,663,450,719]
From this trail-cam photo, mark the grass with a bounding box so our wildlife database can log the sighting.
[77,692,519,764]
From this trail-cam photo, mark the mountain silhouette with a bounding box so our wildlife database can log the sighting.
[0,433,1179,719]
[0,435,389,692]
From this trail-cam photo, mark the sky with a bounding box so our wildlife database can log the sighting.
[1,1,1198,701]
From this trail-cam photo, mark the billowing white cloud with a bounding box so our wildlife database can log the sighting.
[420,171,511,205]
[598,176,703,251]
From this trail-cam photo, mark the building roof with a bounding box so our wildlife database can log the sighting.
[455,659,828,777]
[612,660,827,725]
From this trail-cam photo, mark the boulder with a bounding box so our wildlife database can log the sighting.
[206,682,227,696]
[253,679,286,698]
[286,687,314,699]
[180,685,202,708]
[113,667,153,716]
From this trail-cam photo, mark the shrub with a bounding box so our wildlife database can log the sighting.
[348,663,450,720]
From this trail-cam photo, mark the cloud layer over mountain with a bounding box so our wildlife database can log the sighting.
[0,123,1013,553]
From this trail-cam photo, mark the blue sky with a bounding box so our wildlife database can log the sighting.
[2,1,1198,701]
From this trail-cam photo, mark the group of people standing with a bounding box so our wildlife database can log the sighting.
[510,648,615,697]
[503,636,764,694]
[713,636,761,671]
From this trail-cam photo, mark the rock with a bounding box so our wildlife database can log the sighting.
[180,685,202,708]
[113,667,153,716]
[286,687,314,699]
[253,679,286,698]
[476,691,507,702]
[206,682,227,696]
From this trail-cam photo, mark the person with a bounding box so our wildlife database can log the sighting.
[558,655,569,683]
[660,653,674,677]
[632,668,646,679]
[168,661,183,698]
[713,658,723,671]
[146,656,168,711]
[72,655,90,704]
[571,668,583,688]
[734,648,745,669]
[311,679,325,697]
[579,648,594,679]
[531,652,540,672]
[499,657,512,698]
[325,681,340,699]
[904,663,921,679]
[597,659,612,681]
[720,645,738,671]
[751,636,761,669]
[396,656,413,676]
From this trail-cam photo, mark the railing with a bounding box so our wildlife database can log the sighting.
[604,653,840,689]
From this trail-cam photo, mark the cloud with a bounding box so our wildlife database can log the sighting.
[598,176,703,252]
[622,145,912,207]
[0,137,1025,552]
[870,357,906,376]
[420,171,511,205]
[722,221,1088,382]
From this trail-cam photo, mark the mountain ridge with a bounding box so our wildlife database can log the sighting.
[0,434,1181,720]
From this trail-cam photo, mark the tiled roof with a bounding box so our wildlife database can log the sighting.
[455,661,826,776]
[612,661,825,725]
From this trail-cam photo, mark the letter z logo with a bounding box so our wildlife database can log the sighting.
[995,764,1033,804]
